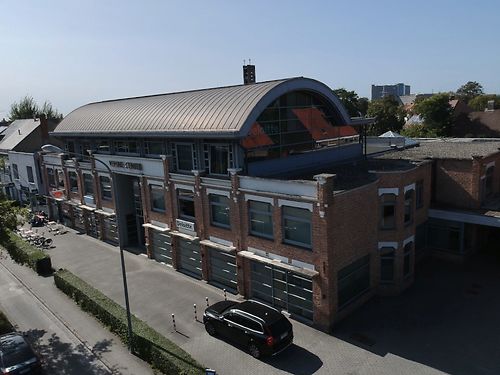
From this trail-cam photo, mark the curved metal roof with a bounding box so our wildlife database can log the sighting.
[53,77,352,138]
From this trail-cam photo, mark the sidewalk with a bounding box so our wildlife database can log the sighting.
[36,226,450,375]
[0,246,152,375]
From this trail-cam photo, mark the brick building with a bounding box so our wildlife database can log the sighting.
[39,75,498,332]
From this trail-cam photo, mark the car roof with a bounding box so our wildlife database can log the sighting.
[0,333,29,354]
[235,300,283,324]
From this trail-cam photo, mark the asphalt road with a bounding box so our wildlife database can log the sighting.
[0,250,152,375]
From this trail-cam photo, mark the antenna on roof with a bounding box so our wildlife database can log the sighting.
[243,59,246,65]
[249,58,251,65]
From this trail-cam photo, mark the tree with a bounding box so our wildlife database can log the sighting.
[0,194,29,238]
[366,96,405,135]
[413,93,453,136]
[333,88,368,117]
[456,81,484,103]
[9,95,62,121]
[468,95,500,111]
[401,123,438,138]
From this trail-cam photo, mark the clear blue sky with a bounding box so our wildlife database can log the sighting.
[1,0,499,119]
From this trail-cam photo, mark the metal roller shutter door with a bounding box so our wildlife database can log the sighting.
[250,261,313,321]
[103,217,118,244]
[209,249,237,292]
[178,239,202,279]
[151,232,173,266]
[73,207,85,231]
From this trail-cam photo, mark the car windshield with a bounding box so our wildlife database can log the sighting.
[267,317,292,336]
[1,345,35,368]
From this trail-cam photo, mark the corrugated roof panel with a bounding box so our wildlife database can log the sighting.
[53,78,352,137]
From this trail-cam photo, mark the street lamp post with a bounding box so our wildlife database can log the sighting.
[41,144,134,352]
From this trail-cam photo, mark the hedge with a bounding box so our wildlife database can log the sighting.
[0,231,52,275]
[54,269,204,375]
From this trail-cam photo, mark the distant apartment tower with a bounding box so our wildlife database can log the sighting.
[371,83,410,100]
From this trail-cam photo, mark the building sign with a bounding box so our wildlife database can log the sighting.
[176,219,196,232]
[50,189,65,199]
[109,161,143,171]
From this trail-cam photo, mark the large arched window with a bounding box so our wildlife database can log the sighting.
[241,91,358,163]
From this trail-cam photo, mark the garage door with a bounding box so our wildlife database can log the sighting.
[178,239,202,279]
[103,216,118,244]
[250,261,313,321]
[73,207,85,232]
[151,231,173,266]
[209,249,237,292]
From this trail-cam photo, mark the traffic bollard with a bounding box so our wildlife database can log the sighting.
[206,297,209,307]
[194,304,197,321]
[223,289,227,301]
[172,313,176,331]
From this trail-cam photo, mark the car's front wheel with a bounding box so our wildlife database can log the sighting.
[205,322,217,336]
[248,342,261,359]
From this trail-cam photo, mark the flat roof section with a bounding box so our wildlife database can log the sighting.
[376,139,500,161]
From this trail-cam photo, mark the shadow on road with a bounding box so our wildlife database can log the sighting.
[333,253,500,375]
[265,344,323,374]
[24,328,120,374]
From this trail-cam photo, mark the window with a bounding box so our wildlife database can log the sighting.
[209,194,230,228]
[83,173,94,196]
[12,164,19,180]
[150,184,165,212]
[178,189,195,220]
[145,140,164,156]
[404,190,414,226]
[26,166,34,183]
[176,144,194,171]
[100,176,112,201]
[96,140,111,153]
[69,171,78,193]
[416,180,424,209]
[47,167,56,187]
[56,169,65,188]
[338,255,370,309]
[380,194,396,229]
[209,145,229,175]
[248,200,273,239]
[114,140,138,154]
[403,242,413,277]
[282,205,312,248]
[380,249,395,283]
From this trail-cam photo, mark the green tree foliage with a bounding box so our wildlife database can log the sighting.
[366,96,405,135]
[468,95,500,111]
[333,88,368,117]
[9,95,62,121]
[413,93,453,137]
[456,81,484,103]
[0,194,29,238]
[401,124,438,138]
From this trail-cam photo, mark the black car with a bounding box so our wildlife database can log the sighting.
[0,333,42,374]
[203,300,293,359]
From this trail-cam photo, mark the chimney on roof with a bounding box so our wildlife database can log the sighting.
[243,60,256,85]
[39,114,49,141]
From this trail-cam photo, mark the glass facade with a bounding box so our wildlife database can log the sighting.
[69,171,78,193]
[241,91,357,163]
[176,144,194,171]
